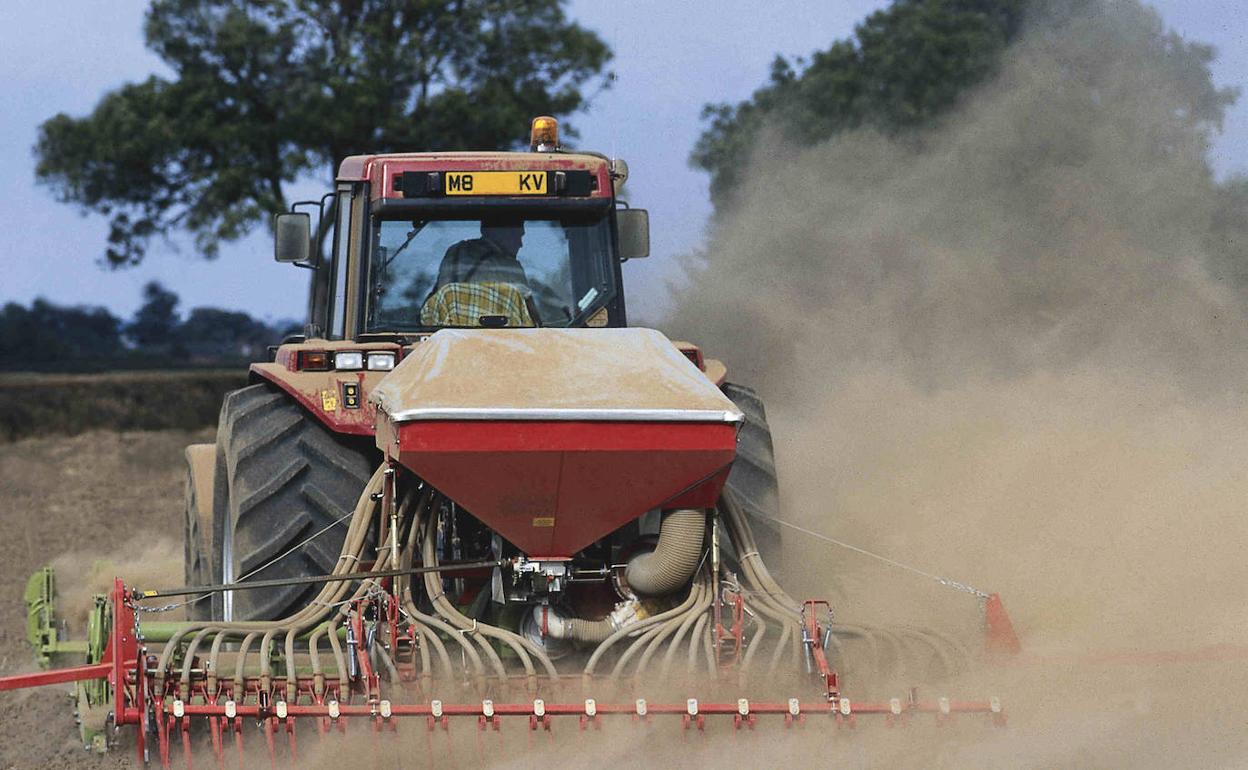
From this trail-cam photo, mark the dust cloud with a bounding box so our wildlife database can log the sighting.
[663,0,1248,765]
[50,538,182,625]
[18,1,1248,765]
[306,4,1248,767]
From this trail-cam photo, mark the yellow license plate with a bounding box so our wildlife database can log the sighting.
[444,171,549,196]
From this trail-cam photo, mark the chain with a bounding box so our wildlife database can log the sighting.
[136,602,187,614]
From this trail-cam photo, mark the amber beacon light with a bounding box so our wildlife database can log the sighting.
[530,116,559,151]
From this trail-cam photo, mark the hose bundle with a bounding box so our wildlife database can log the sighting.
[148,461,975,706]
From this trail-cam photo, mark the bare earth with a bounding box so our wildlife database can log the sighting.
[0,430,209,770]
[2,429,1247,769]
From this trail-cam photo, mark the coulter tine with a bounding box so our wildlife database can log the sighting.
[233,720,245,770]
[159,709,173,770]
[209,715,224,768]
[180,718,193,770]
[264,717,277,770]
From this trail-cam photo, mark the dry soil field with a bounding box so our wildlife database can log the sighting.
[0,430,206,769]
[2,426,1248,769]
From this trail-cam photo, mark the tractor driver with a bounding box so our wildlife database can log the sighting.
[434,218,530,289]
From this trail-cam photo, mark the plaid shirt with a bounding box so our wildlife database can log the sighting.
[420,281,535,327]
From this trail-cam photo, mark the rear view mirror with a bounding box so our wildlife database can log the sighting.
[616,208,650,260]
[274,212,312,264]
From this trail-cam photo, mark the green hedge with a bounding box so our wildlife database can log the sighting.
[0,370,249,441]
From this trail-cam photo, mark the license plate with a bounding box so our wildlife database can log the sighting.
[444,171,549,196]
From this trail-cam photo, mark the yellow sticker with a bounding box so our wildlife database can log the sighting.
[321,390,338,412]
[585,307,609,327]
[532,517,556,528]
[142,590,158,597]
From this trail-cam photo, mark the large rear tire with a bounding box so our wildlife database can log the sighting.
[721,383,783,566]
[213,384,376,620]
[183,445,216,621]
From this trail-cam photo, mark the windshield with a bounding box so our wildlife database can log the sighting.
[365,215,616,331]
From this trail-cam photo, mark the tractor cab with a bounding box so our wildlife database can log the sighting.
[274,117,649,341]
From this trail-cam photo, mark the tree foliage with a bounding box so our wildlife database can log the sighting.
[180,307,292,358]
[0,285,295,370]
[0,300,125,367]
[692,0,1242,217]
[692,0,1031,210]
[126,281,181,349]
[35,0,612,266]
[691,0,1247,291]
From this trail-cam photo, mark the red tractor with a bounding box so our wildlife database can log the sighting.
[183,116,782,625]
[6,117,1006,765]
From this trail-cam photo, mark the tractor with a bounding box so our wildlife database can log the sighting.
[183,115,781,626]
[4,117,1009,766]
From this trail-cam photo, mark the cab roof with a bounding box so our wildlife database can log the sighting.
[337,151,614,201]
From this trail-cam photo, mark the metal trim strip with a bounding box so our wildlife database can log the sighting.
[382,407,744,424]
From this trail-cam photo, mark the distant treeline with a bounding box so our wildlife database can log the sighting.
[0,282,299,372]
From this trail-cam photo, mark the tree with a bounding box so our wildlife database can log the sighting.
[0,300,124,369]
[127,281,181,349]
[692,0,1028,211]
[179,307,282,358]
[35,0,612,267]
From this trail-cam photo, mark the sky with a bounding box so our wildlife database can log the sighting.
[0,1,1245,325]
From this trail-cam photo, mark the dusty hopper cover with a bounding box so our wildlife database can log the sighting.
[371,328,744,556]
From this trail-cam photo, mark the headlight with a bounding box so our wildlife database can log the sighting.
[366,352,396,371]
[334,351,363,370]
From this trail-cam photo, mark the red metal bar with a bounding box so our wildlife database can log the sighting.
[802,600,839,700]
[110,578,138,722]
[133,649,147,764]
[165,699,1002,719]
[0,661,113,691]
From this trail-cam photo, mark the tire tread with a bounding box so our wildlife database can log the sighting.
[213,383,375,620]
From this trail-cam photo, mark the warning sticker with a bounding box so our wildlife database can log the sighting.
[321,390,338,412]
[531,517,556,528]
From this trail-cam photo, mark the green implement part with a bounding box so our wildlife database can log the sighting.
[24,567,87,668]
[24,567,110,752]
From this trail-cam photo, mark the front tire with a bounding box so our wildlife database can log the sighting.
[213,384,376,620]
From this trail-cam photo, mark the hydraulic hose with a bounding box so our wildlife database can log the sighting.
[560,617,615,643]
[640,578,711,678]
[585,576,703,681]
[686,613,709,674]
[540,601,642,644]
[396,490,486,689]
[163,464,389,692]
[625,508,706,597]
[719,492,799,668]
[419,496,560,685]
[614,580,706,679]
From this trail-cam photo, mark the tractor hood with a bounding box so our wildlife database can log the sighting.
[371,328,742,557]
